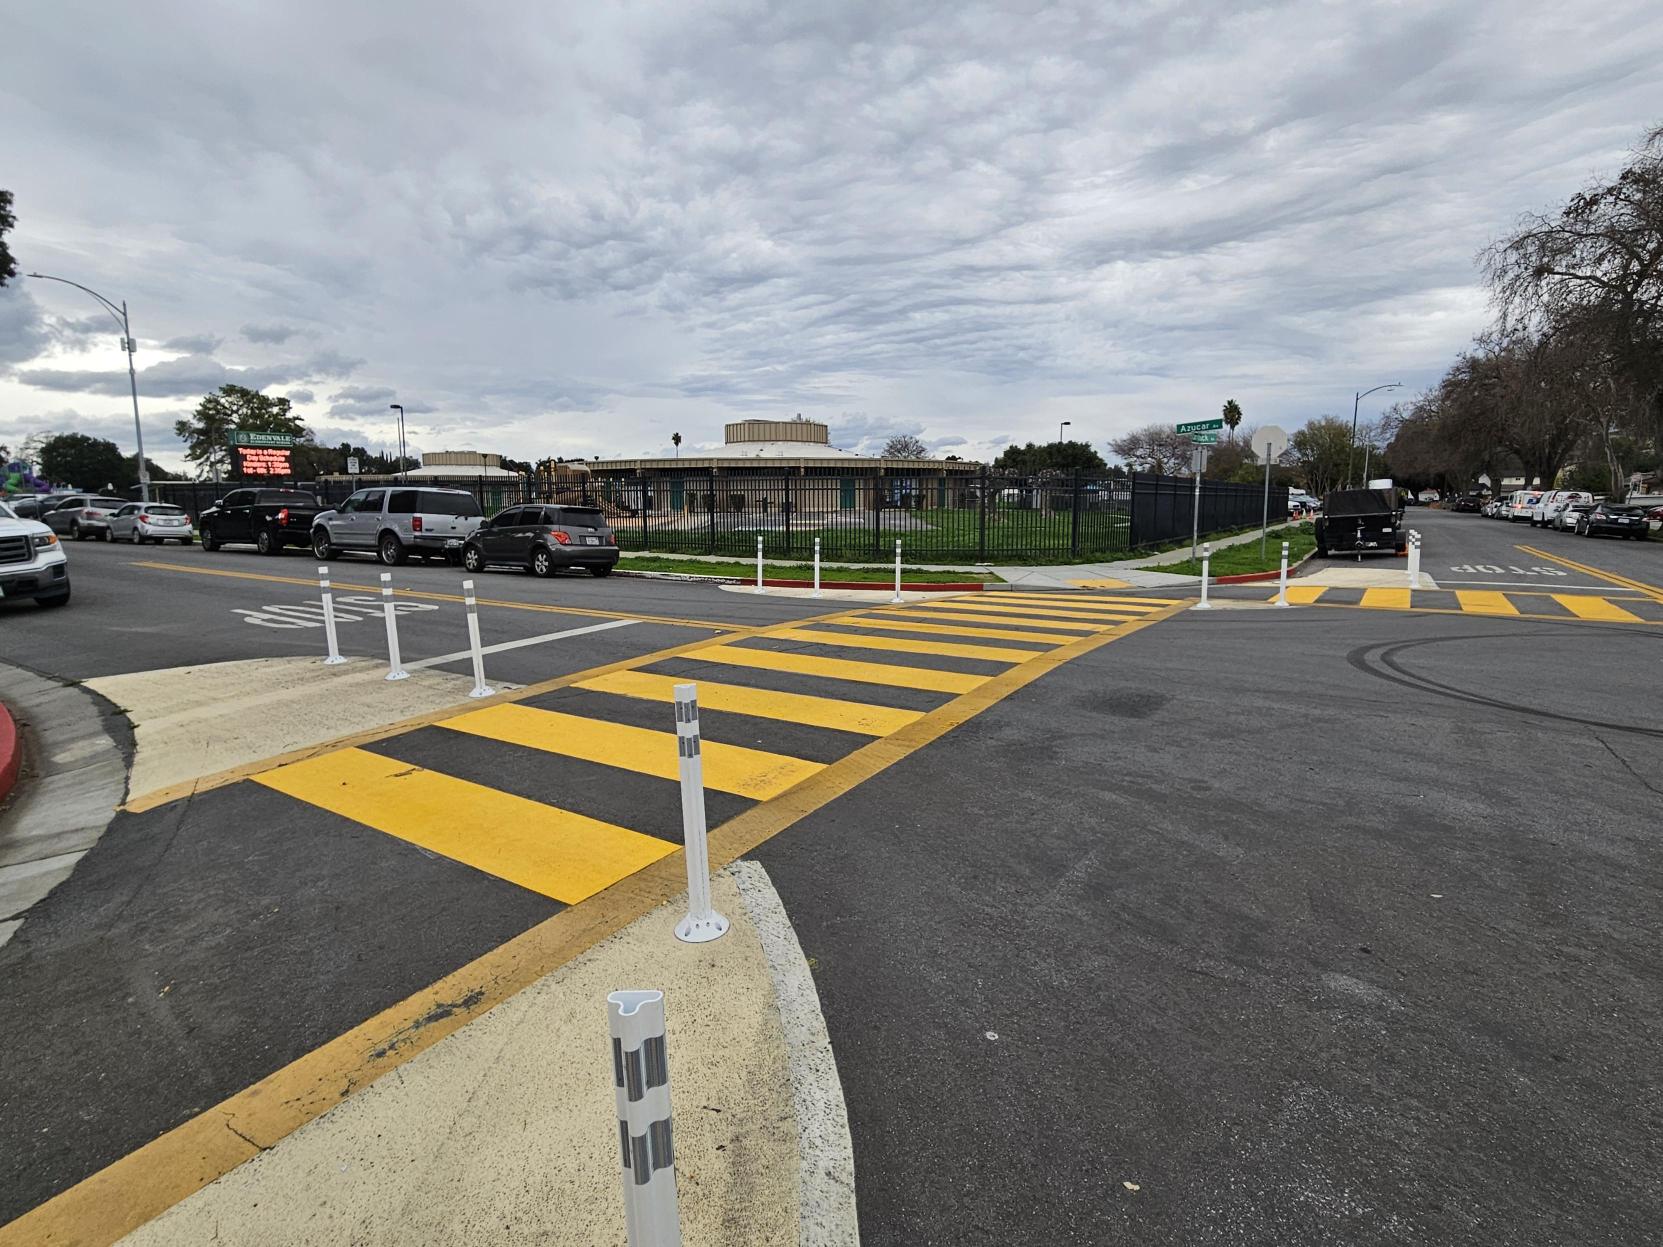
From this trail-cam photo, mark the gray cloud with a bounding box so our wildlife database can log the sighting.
[163,332,224,354]
[4,0,1662,474]
[242,322,305,344]
[285,387,315,404]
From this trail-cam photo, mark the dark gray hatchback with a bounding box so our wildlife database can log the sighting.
[461,504,620,577]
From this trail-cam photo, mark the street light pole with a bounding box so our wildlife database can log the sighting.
[389,404,406,481]
[27,273,150,502]
[1059,420,1071,443]
[1347,382,1402,489]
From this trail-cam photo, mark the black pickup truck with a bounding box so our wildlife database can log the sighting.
[199,487,326,555]
[1314,488,1406,557]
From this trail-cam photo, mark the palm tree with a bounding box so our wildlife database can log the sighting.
[1222,399,1243,440]
[672,432,682,457]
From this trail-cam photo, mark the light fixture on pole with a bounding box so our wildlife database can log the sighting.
[389,404,406,481]
[1059,420,1071,443]
[27,272,150,502]
[1347,383,1401,489]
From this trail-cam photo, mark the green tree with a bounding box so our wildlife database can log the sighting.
[1287,416,1355,497]
[993,440,1108,474]
[0,190,16,287]
[1221,398,1243,439]
[39,433,127,490]
[174,384,310,480]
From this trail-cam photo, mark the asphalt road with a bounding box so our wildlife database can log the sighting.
[3,520,1661,1242]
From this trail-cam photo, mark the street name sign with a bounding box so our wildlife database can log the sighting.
[1190,432,1220,444]
[1176,418,1224,434]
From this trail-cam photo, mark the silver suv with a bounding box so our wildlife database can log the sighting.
[311,486,486,565]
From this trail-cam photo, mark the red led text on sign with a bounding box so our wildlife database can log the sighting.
[236,446,292,476]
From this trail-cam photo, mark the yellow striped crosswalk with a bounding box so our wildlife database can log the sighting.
[1551,594,1643,623]
[247,591,1182,908]
[1359,587,1411,610]
[1454,590,1519,616]
[1264,583,1658,623]
[255,748,675,904]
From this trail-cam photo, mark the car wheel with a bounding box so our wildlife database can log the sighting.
[530,547,554,578]
[462,544,485,574]
[311,529,337,560]
[100,528,111,542]
[378,532,407,566]
[588,565,613,577]
[200,524,219,552]
[70,521,84,541]
[36,585,71,608]
[256,528,280,556]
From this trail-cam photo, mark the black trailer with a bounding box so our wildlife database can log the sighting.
[1314,488,1406,557]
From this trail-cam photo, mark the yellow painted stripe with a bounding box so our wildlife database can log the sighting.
[984,594,1169,613]
[1274,584,1326,604]
[910,599,1145,624]
[1552,594,1644,623]
[574,669,924,737]
[768,625,1040,664]
[880,607,1105,633]
[254,747,674,904]
[439,703,822,800]
[1516,545,1663,603]
[692,643,987,694]
[833,616,1081,645]
[1455,590,1519,616]
[1360,587,1412,610]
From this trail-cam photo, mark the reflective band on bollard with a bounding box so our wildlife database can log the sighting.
[672,683,728,944]
[318,566,347,663]
[608,990,683,1247]
[1274,542,1291,607]
[1192,542,1213,610]
[462,579,494,698]
[891,538,903,604]
[754,536,766,594]
[380,572,408,681]
[812,538,822,599]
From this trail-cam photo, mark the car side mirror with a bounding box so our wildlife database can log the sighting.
[212,499,224,509]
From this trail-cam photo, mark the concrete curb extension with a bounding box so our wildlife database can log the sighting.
[733,860,861,1246]
[0,662,130,950]
[0,701,19,806]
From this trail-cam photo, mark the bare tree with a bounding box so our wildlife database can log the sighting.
[881,434,930,459]
[1109,424,1194,475]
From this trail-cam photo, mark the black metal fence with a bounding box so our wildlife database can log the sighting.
[147,468,1284,564]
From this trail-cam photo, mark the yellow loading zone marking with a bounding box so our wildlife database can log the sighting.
[440,703,823,800]
[255,748,674,904]
[575,670,925,737]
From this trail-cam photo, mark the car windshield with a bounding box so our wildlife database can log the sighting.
[0,502,15,519]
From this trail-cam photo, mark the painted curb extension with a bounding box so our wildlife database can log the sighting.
[615,569,986,592]
[0,701,19,804]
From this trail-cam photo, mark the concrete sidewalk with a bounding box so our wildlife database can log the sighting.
[119,862,857,1247]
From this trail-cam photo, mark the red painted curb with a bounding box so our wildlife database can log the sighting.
[1215,569,1284,584]
[0,701,21,805]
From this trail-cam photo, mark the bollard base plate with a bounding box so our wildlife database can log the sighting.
[469,685,496,698]
[385,670,410,681]
[1190,602,1213,611]
[322,655,348,665]
[674,912,730,944]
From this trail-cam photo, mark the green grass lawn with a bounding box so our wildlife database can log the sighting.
[615,554,1000,583]
[1154,524,1317,577]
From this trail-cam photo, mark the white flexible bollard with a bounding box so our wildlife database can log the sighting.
[462,579,495,698]
[672,684,728,944]
[380,571,408,680]
[891,538,903,604]
[754,535,766,594]
[319,566,347,664]
[812,537,822,599]
[1192,542,1213,610]
[1274,541,1290,607]
[608,989,683,1247]
[1408,530,1422,590]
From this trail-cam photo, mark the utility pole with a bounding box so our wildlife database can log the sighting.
[1348,382,1401,489]
[389,403,406,481]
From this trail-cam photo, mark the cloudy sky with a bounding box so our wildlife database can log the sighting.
[3,0,1660,473]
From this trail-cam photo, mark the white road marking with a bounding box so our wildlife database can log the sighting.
[405,618,638,669]
[235,597,441,629]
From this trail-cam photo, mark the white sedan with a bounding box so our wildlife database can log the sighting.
[109,502,194,544]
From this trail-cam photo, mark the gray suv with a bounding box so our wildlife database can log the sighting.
[311,486,486,565]
[461,504,619,577]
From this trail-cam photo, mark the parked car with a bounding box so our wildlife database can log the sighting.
[461,504,619,577]
[1646,503,1663,533]
[6,493,71,521]
[0,500,71,607]
[199,488,327,555]
[1576,501,1651,539]
[42,494,128,541]
[1504,490,1543,522]
[311,486,486,565]
[1314,487,1406,558]
[1530,489,1592,527]
[1553,502,1594,532]
[109,501,194,545]
[1450,494,1484,513]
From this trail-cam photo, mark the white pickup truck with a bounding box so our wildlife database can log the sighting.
[0,500,72,607]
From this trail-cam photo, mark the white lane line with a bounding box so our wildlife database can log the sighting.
[1436,579,1647,593]
[404,617,638,669]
